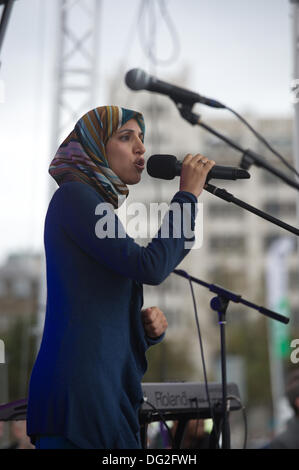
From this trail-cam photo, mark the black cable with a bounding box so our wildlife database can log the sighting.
[226,394,247,449]
[184,272,220,448]
[116,1,145,74]
[138,0,180,66]
[187,397,209,449]
[142,397,175,449]
[154,0,180,65]
[225,105,299,179]
[137,0,153,60]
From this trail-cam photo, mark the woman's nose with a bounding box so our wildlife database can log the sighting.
[135,139,146,155]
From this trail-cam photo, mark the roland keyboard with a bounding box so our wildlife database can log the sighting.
[0,382,241,423]
[139,381,241,422]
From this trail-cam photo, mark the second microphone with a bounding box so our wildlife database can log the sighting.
[147,155,250,181]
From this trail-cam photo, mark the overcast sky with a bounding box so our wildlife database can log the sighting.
[0,0,296,264]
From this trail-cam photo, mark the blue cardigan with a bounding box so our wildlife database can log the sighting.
[26,181,198,449]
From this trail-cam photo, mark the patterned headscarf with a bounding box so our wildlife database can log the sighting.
[49,105,145,208]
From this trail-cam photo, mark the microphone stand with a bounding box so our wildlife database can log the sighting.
[172,269,289,449]
[170,101,294,448]
[204,183,299,237]
[175,103,299,192]
[175,102,299,237]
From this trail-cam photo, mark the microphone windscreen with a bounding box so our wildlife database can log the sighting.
[125,68,148,90]
[147,155,177,180]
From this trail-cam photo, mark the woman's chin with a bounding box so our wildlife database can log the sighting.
[125,173,142,185]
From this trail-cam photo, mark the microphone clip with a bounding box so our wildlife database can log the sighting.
[240,149,255,171]
[175,102,200,126]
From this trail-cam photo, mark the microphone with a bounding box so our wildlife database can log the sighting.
[146,155,250,181]
[125,68,225,108]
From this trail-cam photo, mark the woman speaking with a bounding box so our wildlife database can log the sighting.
[26,105,215,449]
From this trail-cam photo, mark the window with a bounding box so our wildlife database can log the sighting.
[12,279,31,298]
[209,236,246,254]
[208,203,244,218]
[262,201,296,218]
[0,279,7,297]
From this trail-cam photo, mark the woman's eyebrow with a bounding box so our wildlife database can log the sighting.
[117,129,144,137]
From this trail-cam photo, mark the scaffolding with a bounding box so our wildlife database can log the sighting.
[50,0,101,184]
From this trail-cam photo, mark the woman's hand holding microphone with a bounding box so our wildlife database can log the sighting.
[179,153,216,198]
